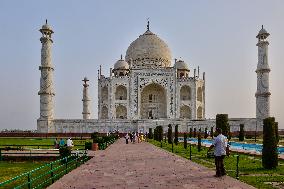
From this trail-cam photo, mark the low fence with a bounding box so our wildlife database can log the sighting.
[0,144,85,150]
[0,153,89,189]
[0,133,92,138]
[0,149,88,161]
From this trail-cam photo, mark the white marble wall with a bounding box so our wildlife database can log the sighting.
[256,33,271,128]
[37,118,258,133]
[82,83,91,119]
[39,36,55,120]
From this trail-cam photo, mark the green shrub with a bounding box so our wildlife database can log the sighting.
[59,146,71,158]
[239,124,245,141]
[85,141,92,150]
[216,114,229,137]
[167,124,172,144]
[275,122,279,143]
[193,128,196,138]
[262,117,278,169]
[183,133,187,149]
[154,127,158,141]
[197,132,201,152]
[189,128,192,138]
[204,128,208,139]
[148,128,153,139]
[174,125,179,145]
[156,126,163,142]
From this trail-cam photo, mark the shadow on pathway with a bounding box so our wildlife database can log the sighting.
[48,139,255,189]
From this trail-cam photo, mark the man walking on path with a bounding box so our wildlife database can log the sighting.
[208,128,229,177]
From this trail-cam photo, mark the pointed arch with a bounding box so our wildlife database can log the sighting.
[116,105,127,119]
[197,87,202,102]
[115,85,127,100]
[101,106,108,119]
[141,83,167,119]
[197,106,203,119]
[101,86,108,102]
[180,85,191,101]
[180,105,191,119]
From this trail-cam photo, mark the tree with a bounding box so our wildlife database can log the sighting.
[148,128,153,139]
[167,124,173,144]
[216,114,230,137]
[204,128,208,139]
[193,128,196,138]
[174,125,179,145]
[197,132,201,152]
[153,127,158,141]
[239,124,245,141]
[262,117,278,169]
[183,133,187,149]
[210,127,214,138]
[275,122,279,143]
[156,126,163,142]
[189,128,193,138]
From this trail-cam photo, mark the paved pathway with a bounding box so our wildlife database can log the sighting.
[48,139,255,189]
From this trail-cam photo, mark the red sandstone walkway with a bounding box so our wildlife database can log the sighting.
[48,139,255,189]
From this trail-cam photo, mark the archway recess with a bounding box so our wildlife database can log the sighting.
[116,105,127,119]
[140,83,167,119]
[115,85,127,100]
[180,105,191,119]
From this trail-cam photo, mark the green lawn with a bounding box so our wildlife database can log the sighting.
[149,139,284,189]
[0,138,91,149]
[0,161,49,183]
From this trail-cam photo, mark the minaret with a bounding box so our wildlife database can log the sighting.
[38,20,55,120]
[82,77,91,119]
[255,25,271,128]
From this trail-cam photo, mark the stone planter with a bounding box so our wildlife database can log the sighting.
[92,143,99,151]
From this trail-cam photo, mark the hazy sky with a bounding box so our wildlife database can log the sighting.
[0,0,283,130]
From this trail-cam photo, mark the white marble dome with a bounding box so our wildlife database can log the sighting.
[256,26,269,38]
[125,30,172,67]
[175,60,189,70]
[41,24,53,31]
[114,59,129,70]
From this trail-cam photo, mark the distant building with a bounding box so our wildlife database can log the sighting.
[37,21,270,133]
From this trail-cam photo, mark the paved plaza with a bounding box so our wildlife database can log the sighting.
[48,139,255,189]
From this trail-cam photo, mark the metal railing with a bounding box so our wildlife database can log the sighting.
[0,152,89,189]
[0,144,85,150]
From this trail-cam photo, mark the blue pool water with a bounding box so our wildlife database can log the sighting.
[178,138,284,154]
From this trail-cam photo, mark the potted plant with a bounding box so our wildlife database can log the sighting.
[91,132,100,151]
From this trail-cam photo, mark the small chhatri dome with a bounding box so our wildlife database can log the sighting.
[175,59,189,70]
[256,25,269,39]
[114,55,129,70]
[40,19,54,33]
[125,22,172,68]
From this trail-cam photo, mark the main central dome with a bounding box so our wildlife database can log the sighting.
[125,28,172,68]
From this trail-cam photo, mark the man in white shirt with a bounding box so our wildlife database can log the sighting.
[208,128,229,177]
[67,138,74,150]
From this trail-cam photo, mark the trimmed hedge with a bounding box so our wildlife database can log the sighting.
[204,128,208,139]
[189,128,193,138]
[193,128,196,138]
[216,114,230,137]
[262,117,278,169]
[197,132,201,152]
[210,127,214,138]
[183,133,187,149]
[239,124,245,141]
[148,128,153,139]
[167,124,173,144]
[275,122,279,143]
[156,126,163,142]
[174,125,179,145]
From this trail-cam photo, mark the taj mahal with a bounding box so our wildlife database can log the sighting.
[37,20,271,133]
